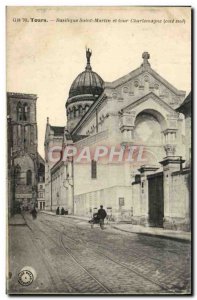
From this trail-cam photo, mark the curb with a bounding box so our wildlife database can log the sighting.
[112,226,191,243]
[40,211,191,243]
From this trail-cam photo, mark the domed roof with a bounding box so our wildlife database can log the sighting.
[68,49,104,99]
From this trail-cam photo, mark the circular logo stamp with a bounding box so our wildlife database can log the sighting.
[18,269,34,286]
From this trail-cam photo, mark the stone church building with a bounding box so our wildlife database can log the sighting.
[7,92,45,214]
[44,50,191,231]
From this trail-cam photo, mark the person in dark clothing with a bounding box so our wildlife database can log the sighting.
[61,207,65,215]
[97,205,107,229]
[31,207,37,220]
[56,206,60,215]
[89,212,100,229]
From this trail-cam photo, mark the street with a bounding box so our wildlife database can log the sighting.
[8,212,191,294]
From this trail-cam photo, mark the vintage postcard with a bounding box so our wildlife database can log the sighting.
[7,6,192,295]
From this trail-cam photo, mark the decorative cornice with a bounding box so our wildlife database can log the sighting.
[66,95,97,107]
[105,67,142,89]
[159,156,185,166]
[138,165,159,174]
[121,92,179,115]
[148,68,185,96]
[11,121,37,126]
[7,92,37,100]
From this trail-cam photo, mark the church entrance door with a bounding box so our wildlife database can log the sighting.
[148,172,164,227]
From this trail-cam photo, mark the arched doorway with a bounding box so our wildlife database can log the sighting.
[134,109,166,227]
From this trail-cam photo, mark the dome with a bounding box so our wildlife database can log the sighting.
[69,70,104,98]
[68,49,104,99]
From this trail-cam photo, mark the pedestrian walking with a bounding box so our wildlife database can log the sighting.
[97,205,107,230]
[56,206,60,215]
[61,207,65,215]
[31,207,37,220]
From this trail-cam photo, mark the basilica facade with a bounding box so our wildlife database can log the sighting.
[44,50,191,231]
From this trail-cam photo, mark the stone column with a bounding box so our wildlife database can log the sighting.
[160,156,185,230]
[138,165,159,226]
[119,111,135,143]
[163,129,177,156]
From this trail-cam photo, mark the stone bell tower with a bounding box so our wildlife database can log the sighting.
[7,92,38,155]
[7,92,38,212]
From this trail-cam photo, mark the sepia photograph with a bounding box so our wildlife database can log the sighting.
[6,6,192,295]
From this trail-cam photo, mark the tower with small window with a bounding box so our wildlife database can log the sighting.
[7,93,37,154]
[7,92,41,210]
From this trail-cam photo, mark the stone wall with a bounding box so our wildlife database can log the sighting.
[165,169,191,231]
[74,185,132,221]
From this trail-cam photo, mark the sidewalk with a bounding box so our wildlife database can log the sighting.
[40,211,191,243]
[41,210,90,221]
[112,224,191,243]
[9,213,26,226]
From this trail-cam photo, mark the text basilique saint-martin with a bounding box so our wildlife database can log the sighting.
[55,18,163,23]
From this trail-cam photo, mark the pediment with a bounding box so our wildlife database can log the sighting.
[121,92,179,116]
[105,66,185,109]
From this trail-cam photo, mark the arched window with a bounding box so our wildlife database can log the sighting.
[17,102,23,121]
[23,103,29,121]
[26,170,32,185]
[17,125,21,143]
[30,125,35,145]
[78,106,82,116]
[24,125,30,146]
[15,164,21,185]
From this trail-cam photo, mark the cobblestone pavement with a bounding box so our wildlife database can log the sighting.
[8,213,191,295]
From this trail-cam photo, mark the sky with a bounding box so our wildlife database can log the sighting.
[6,6,191,158]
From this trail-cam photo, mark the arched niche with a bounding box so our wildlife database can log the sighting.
[78,105,83,116]
[85,105,89,112]
[73,106,77,118]
[134,109,167,145]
